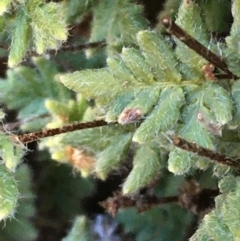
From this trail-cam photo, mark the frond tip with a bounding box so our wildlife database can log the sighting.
[0,165,19,221]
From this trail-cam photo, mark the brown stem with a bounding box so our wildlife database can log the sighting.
[101,181,219,216]
[0,41,106,57]
[172,136,240,169]
[214,74,234,80]
[28,41,106,56]
[100,191,178,216]
[162,16,236,79]
[14,120,112,144]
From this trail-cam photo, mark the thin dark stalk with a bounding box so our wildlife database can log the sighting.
[214,74,234,79]
[100,191,179,216]
[0,41,106,57]
[28,41,106,56]
[172,136,240,169]
[14,120,112,144]
[162,16,236,79]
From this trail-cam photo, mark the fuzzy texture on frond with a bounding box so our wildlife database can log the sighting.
[1,0,240,240]
[0,164,38,241]
[6,1,68,66]
[58,5,236,187]
[190,175,240,241]
[85,0,148,57]
[0,164,18,221]
[0,57,71,131]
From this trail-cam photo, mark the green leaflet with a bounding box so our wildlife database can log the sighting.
[121,47,155,84]
[45,95,88,124]
[65,0,98,23]
[1,58,71,131]
[213,164,231,177]
[179,103,214,149]
[0,66,45,109]
[58,69,126,105]
[176,0,209,43]
[215,194,226,211]
[106,90,137,122]
[230,80,240,127]
[198,0,231,33]
[200,178,240,240]
[179,83,233,150]
[133,87,184,143]
[204,212,233,241]
[123,143,161,194]
[178,63,203,81]
[107,56,141,87]
[194,156,210,170]
[137,30,181,82]
[119,86,161,124]
[95,133,132,180]
[175,0,209,72]
[45,100,73,121]
[0,164,38,241]
[117,1,147,43]
[226,0,240,55]
[0,132,24,172]
[221,193,240,238]
[9,2,68,65]
[218,175,237,193]
[89,0,147,45]
[33,57,71,100]
[168,148,194,175]
[62,216,93,241]
[2,141,22,171]
[8,10,30,67]
[203,83,233,125]
[29,2,68,54]
[86,0,112,55]
[0,165,19,221]
[190,211,233,241]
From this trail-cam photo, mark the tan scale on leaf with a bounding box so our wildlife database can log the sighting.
[66,146,96,177]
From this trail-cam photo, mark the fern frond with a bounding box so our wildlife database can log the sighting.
[95,132,132,180]
[0,164,19,221]
[133,86,184,143]
[8,9,30,68]
[123,142,162,194]
[87,0,147,56]
[191,175,240,240]
[0,164,38,241]
[0,57,71,131]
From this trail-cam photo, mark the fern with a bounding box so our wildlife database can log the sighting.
[6,1,68,66]
[53,0,240,239]
[0,0,240,240]
[58,19,234,184]
[0,57,71,131]
[0,164,38,241]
